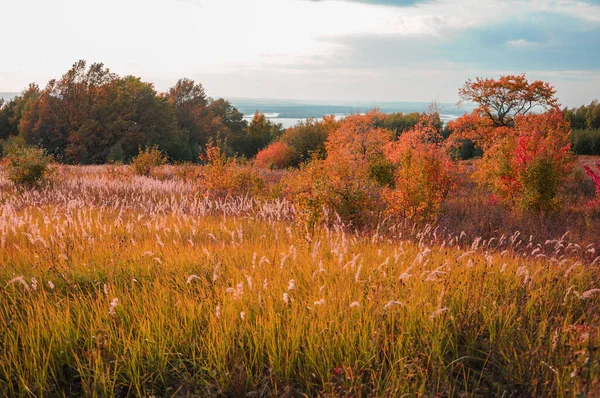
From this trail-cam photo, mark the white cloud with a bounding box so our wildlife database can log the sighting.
[506,39,539,46]
[1,0,599,104]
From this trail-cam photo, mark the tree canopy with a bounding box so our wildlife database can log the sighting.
[0,61,278,163]
[458,74,558,127]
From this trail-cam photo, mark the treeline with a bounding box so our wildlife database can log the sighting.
[0,60,440,164]
[563,101,600,155]
[0,61,285,163]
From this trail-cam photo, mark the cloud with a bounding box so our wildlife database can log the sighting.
[1,0,600,105]
[506,39,539,46]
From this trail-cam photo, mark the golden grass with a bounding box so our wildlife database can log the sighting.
[0,165,599,397]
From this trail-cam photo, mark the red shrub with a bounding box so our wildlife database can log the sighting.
[474,109,575,212]
[254,142,298,169]
[583,160,600,207]
[383,113,460,221]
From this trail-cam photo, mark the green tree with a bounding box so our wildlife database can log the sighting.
[236,112,283,158]
[280,118,328,164]
[166,78,218,160]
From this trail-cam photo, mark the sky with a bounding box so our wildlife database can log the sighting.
[1,0,600,106]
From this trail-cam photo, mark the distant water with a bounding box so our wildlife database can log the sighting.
[1,93,470,128]
[0,92,19,101]
[231,98,471,128]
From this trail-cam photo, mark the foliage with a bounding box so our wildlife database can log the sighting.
[131,146,167,176]
[446,110,499,151]
[165,78,221,160]
[280,118,330,163]
[572,129,600,155]
[0,174,599,397]
[282,112,391,229]
[2,145,53,187]
[380,111,443,139]
[459,74,558,127]
[199,143,264,198]
[382,114,460,221]
[564,100,600,130]
[325,110,391,162]
[7,61,257,164]
[474,110,576,213]
[207,98,249,156]
[282,158,332,230]
[254,142,298,169]
[229,112,284,159]
[583,160,600,207]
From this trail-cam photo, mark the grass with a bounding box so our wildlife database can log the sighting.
[0,165,599,397]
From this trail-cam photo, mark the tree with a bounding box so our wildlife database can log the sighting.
[165,78,221,160]
[382,112,459,221]
[325,110,391,163]
[207,98,248,156]
[459,74,558,128]
[280,118,329,164]
[473,109,575,213]
[237,112,283,158]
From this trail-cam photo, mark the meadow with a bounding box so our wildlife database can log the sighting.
[1,164,599,397]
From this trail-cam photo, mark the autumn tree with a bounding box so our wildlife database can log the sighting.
[459,74,558,128]
[474,109,575,213]
[325,110,391,163]
[382,112,459,221]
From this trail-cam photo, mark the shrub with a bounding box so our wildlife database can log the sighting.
[382,114,459,221]
[283,158,331,230]
[325,110,391,163]
[173,162,200,182]
[254,142,298,169]
[282,112,392,229]
[131,146,167,176]
[583,159,600,207]
[474,110,575,213]
[199,143,264,198]
[2,145,53,187]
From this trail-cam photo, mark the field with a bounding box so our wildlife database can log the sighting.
[1,164,599,397]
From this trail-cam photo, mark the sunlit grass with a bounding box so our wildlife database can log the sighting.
[0,166,599,397]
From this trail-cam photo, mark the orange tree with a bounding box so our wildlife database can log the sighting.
[382,113,460,221]
[284,111,391,229]
[451,75,575,213]
[459,74,558,128]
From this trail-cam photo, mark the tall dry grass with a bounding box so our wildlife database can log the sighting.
[0,164,599,396]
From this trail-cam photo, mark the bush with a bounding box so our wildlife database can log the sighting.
[2,146,53,187]
[474,110,575,213]
[199,143,264,198]
[131,146,167,176]
[282,112,391,230]
[254,142,298,169]
[382,114,459,221]
[583,159,600,207]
